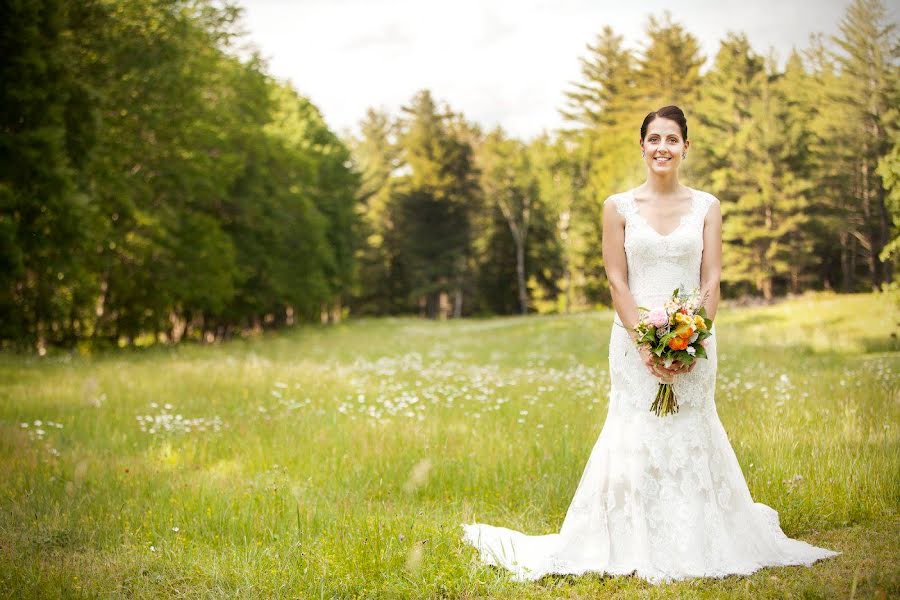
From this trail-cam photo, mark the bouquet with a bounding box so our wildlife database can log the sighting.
[633,286,713,416]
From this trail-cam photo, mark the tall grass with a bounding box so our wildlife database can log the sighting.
[1,291,897,598]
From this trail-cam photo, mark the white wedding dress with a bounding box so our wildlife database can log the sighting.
[460,187,839,583]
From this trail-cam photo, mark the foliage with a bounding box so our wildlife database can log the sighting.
[3,0,899,348]
[0,0,359,350]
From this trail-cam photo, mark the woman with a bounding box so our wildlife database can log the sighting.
[460,105,839,583]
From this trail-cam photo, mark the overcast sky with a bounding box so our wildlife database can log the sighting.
[237,0,876,140]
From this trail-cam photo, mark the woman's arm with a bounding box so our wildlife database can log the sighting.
[602,197,641,342]
[699,196,723,322]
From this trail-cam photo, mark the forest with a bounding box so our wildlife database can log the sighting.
[2,0,897,351]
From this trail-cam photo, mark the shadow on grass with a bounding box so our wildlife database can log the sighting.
[860,334,899,353]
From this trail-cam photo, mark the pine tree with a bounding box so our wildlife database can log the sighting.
[693,33,766,205]
[720,53,819,300]
[349,109,404,315]
[634,12,705,113]
[395,90,478,319]
[561,25,639,130]
[803,33,861,291]
[829,0,899,288]
[876,106,900,279]
[777,50,821,293]
[560,26,641,305]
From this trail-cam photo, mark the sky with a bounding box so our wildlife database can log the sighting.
[236,0,868,140]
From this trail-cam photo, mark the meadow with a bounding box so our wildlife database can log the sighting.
[1,291,898,598]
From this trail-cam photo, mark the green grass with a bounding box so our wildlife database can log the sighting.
[1,290,898,598]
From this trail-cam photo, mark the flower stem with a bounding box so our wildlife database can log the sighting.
[651,383,679,417]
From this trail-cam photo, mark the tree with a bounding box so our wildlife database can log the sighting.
[395,90,479,319]
[560,26,641,305]
[720,54,816,299]
[829,0,899,289]
[349,108,405,315]
[477,128,539,314]
[634,11,705,112]
[0,0,100,351]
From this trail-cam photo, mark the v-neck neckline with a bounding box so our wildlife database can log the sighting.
[629,187,697,238]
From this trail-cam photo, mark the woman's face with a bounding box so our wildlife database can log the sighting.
[640,117,689,174]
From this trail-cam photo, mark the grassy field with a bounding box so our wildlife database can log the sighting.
[1,291,898,598]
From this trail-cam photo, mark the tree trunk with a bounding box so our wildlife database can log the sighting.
[427,291,440,319]
[516,241,528,315]
[861,160,881,290]
[878,186,892,284]
[761,276,773,301]
[840,231,852,292]
[453,287,463,318]
[331,296,342,323]
[558,207,571,314]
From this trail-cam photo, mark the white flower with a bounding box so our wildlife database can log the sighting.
[172,526,180,533]
[686,346,696,356]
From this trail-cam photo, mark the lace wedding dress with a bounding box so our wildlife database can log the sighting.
[460,187,839,583]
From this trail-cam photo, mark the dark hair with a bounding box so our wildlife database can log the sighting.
[640,105,688,142]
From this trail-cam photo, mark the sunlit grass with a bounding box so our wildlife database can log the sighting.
[1,291,898,598]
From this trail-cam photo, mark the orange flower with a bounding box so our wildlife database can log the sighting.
[668,336,689,350]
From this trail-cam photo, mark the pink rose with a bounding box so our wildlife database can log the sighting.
[648,307,668,328]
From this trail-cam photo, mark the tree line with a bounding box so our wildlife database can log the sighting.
[2,0,897,351]
[352,1,898,320]
[2,0,357,351]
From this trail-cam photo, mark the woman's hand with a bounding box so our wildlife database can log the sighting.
[637,343,697,381]
[637,344,673,381]
[669,360,697,375]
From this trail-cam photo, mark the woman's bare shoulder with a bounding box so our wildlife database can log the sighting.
[692,188,721,206]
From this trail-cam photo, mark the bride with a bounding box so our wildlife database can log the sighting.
[460,105,839,583]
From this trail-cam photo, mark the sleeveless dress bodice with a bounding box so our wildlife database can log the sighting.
[612,187,711,323]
